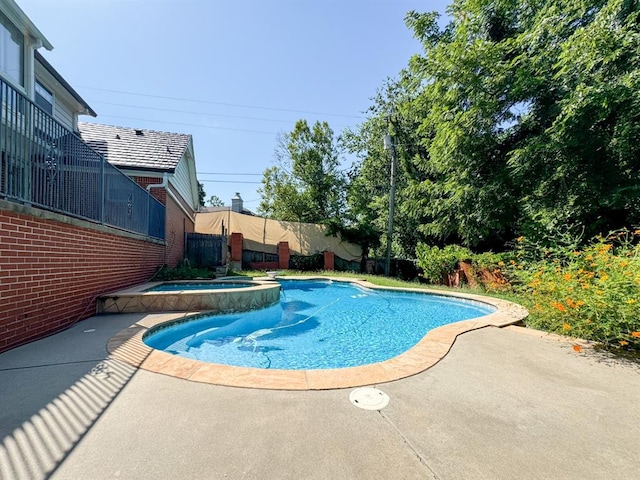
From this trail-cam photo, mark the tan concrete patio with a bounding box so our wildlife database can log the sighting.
[1,312,638,479]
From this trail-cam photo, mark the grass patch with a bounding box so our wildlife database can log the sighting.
[228,268,498,295]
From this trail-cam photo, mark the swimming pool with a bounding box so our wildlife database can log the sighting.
[143,279,495,370]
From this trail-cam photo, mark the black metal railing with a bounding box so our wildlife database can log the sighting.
[0,77,165,240]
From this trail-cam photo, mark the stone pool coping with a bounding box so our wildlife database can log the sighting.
[106,276,529,390]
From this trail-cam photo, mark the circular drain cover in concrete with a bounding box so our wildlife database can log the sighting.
[349,387,390,410]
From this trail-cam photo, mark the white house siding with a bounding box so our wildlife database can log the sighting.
[34,65,75,131]
[53,101,74,130]
[172,151,198,211]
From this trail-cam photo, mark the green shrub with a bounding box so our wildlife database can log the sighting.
[152,264,215,281]
[471,251,514,271]
[290,253,324,271]
[415,244,472,284]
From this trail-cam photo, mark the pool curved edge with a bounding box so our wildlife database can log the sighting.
[106,277,528,390]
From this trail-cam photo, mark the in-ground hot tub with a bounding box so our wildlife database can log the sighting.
[97,279,280,314]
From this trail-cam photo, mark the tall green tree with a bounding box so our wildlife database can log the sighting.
[207,194,225,207]
[345,0,640,254]
[197,182,206,207]
[401,0,639,247]
[343,73,429,258]
[505,0,640,238]
[258,120,346,223]
[401,4,525,248]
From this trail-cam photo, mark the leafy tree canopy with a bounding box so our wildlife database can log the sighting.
[408,0,640,245]
[348,0,640,252]
[342,73,430,258]
[207,194,225,207]
[258,119,346,224]
[197,182,206,207]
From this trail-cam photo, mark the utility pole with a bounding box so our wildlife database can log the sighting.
[383,132,397,277]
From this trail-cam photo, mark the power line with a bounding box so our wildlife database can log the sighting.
[95,115,278,135]
[199,179,262,184]
[92,101,352,127]
[80,86,365,119]
[197,172,263,176]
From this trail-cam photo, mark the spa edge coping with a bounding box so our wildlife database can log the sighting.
[97,279,281,314]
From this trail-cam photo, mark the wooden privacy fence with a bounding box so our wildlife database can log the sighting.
[185,233,227,268]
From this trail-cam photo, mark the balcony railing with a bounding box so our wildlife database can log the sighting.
[0,77,165,240]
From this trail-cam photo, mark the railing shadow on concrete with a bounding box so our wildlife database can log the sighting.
[0,327,150,480]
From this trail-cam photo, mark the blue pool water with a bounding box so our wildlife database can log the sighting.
[146,282,253,292]
[143,280,495,370]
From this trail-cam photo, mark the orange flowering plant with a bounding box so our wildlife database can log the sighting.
[505,229,640,350]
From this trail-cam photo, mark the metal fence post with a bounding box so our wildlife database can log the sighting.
[100,153,105,224]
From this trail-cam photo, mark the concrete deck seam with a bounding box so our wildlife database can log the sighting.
[378,409,441,480]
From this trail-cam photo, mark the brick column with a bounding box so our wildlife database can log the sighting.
[278,241,290,270]
[323,251,335,271]
[230,232,243,261]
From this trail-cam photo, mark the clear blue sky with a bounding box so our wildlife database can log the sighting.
[18,0,451,209]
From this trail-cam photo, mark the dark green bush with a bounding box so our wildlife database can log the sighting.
[415,244,473,284]
[290,253,324,271]
[152,264,215,281]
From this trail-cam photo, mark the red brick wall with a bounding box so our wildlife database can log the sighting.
[130,178,196,267]
[164,193,195,267]
[230,233,243,261]
[0,204,165,353]
[278,242,290,270]
[134,177,167,205]
[324,251,335,271]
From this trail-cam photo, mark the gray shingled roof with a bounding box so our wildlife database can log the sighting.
[78,122,192,172]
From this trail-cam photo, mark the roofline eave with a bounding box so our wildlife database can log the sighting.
[114,165,177,175]
[34,50,96,116]
[3,0,54,50]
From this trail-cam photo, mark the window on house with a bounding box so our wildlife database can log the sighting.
[35,81,53,114]
[0,11,24,86]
